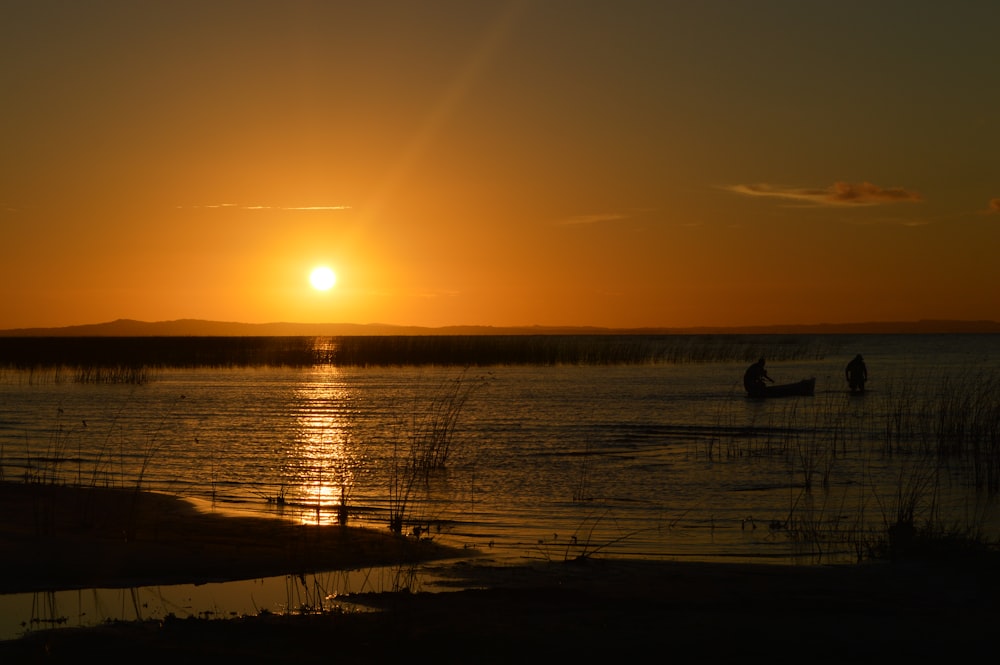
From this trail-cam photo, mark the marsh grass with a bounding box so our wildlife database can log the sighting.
[533,509,646,562]
[0,337,318,370]
[8,393,192,540]
[336,481,351,526]
[387,370,491,535]
[73,365,150,385]
[690,365,1000,563]
[1,334,834,373]
[928,371,1000,492]
[785,372,1000,562]
[280,564,427,617]
[571,442,594,502]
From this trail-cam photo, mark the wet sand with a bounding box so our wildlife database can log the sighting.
[2,482,998,662]
[0,482,460,594]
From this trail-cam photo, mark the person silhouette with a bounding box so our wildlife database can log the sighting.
[846,354,867,393]
[743,357,773,396]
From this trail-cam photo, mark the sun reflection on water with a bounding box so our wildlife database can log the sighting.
[285,366,364,525]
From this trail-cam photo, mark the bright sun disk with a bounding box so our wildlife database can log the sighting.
[309,266,336,291]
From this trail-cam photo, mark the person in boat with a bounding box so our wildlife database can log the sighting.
[846,354,867,393]
[743,357,773,396]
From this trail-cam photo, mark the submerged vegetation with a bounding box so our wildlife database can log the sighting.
[0,337,318,382]
[388,370,492,535]
[0,334,835,384]
[705,368,1000,564]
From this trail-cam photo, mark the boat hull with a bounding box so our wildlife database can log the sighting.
[747,377,815,398]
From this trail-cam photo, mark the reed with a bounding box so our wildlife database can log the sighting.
[927,370,1000,492]
[7,390,195,542]
[387,370,490,535]
[73,365,150,385]
[0,336,320,373]
[534,510,645,562]
[571,442,594,502]
[319,334,834,367]
[694,366,1000,563]
[0,334,835,372]
[790,370,1000,562]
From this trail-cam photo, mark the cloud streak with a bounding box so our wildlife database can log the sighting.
[556,213,628,226]
[988,198,1000,213]
[726,182,922,206]
[182,204,351,211]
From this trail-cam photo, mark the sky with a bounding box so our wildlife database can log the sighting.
[2,0,998,330]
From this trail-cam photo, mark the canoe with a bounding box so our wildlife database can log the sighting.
[747,377,815,398]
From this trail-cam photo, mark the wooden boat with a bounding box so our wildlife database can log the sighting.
[747,377,815,399]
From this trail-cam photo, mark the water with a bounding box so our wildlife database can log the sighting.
[2,333,999,638]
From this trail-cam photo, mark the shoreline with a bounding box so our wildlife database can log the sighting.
[0,481,466,595]
[3,482,999,660]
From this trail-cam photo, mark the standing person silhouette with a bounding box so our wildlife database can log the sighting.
[743,357,773,397]
[846,354,868,393]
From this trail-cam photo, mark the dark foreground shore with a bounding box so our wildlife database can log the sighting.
[0,481,460,594]
[2,482,999,663]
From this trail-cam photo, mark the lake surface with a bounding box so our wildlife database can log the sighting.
[2,333,998,638]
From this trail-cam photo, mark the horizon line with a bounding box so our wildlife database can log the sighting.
[2,317,999,336]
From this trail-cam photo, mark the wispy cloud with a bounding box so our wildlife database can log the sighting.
[988,198,1000,213]
[725,182,922,206]
[182,204,351,211]
[841,215,930,227]
[556,213,628,226]
[281,206,352,211]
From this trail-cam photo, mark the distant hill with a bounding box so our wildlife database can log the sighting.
[1,318,999,336]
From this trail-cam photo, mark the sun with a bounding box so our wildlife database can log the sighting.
[309,266,336,291]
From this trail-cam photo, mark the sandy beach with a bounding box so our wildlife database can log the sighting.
[2,482,998,662]
[0,482,460,594]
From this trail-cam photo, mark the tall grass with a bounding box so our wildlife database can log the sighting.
[805,372,999,561]
[73,365,150,385]
[0,334,835,374]
[695,366,1000,563]
[929,371,1000,492]
[8,395,181,491]
[387,370,491,535]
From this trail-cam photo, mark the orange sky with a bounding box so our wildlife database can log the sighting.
[2,1,998,330]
